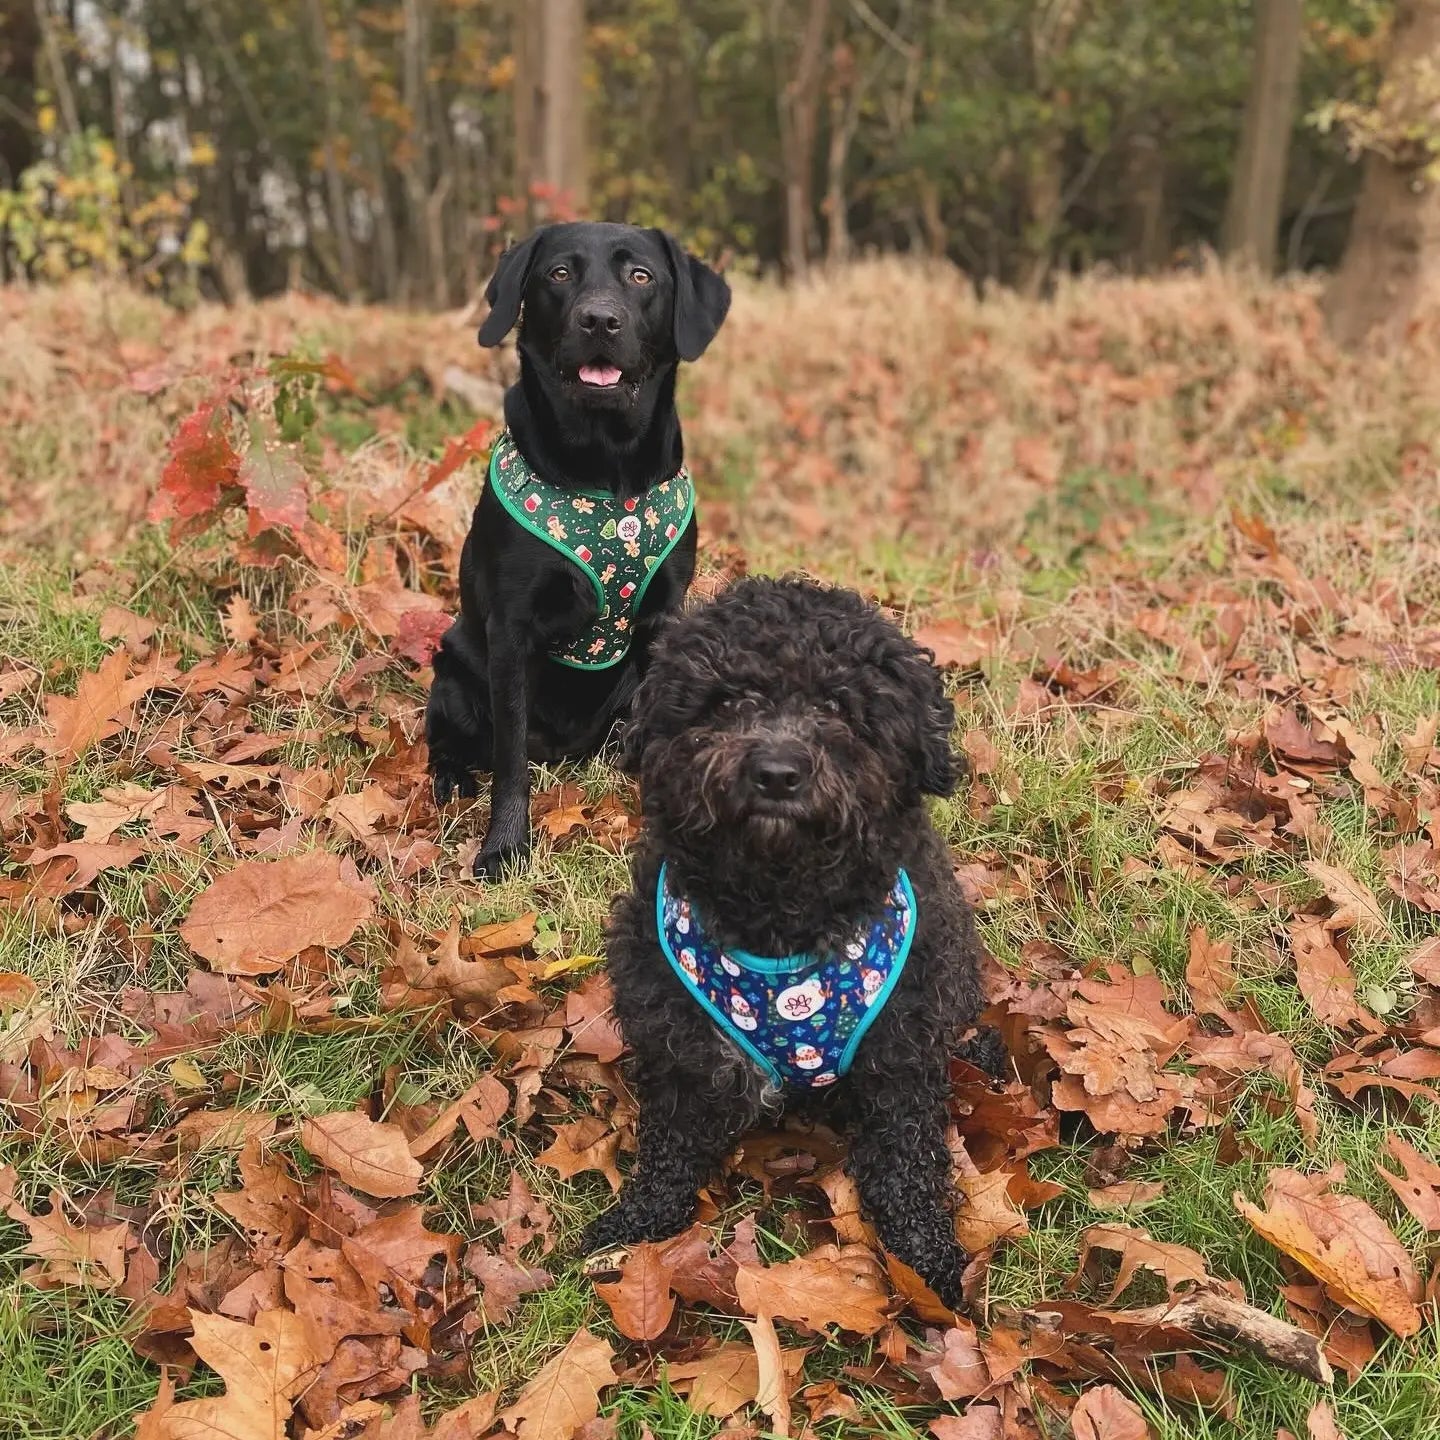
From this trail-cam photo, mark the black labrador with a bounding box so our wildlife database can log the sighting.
[426,223,731,879]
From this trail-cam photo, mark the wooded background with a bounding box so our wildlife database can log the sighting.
[3,1,1439,344]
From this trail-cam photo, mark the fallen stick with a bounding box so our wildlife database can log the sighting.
[1023,1287,1334,1386]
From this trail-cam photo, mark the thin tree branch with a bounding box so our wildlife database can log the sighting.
[848,0,917,59]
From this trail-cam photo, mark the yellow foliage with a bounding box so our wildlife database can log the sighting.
[0,131,209,303]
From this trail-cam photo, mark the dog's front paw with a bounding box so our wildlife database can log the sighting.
[474,836,531,881]
[579,1207,639,1258]
[431,759,479,805]
[954,1026,1009,1081]
[913,1244,968,1314]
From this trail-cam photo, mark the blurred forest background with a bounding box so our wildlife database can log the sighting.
[2,2,1439,343]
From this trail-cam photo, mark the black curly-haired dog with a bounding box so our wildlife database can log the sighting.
[582,577,1005,1309]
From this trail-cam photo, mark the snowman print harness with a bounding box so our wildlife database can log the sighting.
[487,430,695,670]
[656,864,916,1088]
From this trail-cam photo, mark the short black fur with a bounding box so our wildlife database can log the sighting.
[427,222,731,878]
[583,577,1005,1309]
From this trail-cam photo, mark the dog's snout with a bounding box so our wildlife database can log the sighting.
[746,743,813,800]
[576,300,624,336]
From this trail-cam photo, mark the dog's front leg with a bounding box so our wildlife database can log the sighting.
[845,1079,968,1311]
[475,616,533,879]
[581,1081,760,1254]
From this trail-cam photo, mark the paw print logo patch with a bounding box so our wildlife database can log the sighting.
[775,977,826,1021]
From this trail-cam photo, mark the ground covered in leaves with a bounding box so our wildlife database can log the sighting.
[3,265,1440,1440]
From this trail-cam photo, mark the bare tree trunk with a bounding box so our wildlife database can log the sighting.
[1020,136,1065,296]
[1326,0,1440,347]
[209,179,250,302]
[105,14,137,216]
[339,0,400,300]
[1126,131,1170,273]
[0,3,39,184]
[774,0,831,277]
[401,0,437,302]
[918,174,947,258]
[823,41,862,265]
[1222,0,1303,272]
[1018,0,1086,296]
[305,0,359,300]
[661,31,694,221]
[514,0,588,223]
[32,0,79,139]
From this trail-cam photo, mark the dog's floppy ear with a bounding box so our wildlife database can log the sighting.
[657,231,732,362]
[910,647,962,798]
[617,708,648,777]
[617,670,659,777]
[478,229,547,347]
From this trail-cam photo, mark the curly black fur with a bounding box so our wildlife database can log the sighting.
[582,577,1004,1310]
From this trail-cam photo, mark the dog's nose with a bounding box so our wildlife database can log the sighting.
[746,745,812,800]
[576,300,624,335]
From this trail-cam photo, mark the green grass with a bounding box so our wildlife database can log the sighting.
[4,527,1437,1440]
[6,308,1440,1440]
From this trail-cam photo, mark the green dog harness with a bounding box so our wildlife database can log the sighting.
[488,430,695,670]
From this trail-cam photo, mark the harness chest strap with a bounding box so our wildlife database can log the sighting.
[487,430,695,670]
[656,864,916,1088]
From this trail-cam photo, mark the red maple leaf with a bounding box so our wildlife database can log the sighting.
[149,402,241,527]
[394,607,454,666]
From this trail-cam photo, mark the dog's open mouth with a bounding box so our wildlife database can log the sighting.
[742,797,814,829]
[578,363,624,388]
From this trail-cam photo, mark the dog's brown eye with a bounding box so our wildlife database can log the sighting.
[548,265,570,282]
[630,268,653,285]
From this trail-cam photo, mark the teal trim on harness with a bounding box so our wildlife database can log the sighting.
[655,863,916,1089]
[487,431,695,670]
[838,871,915,1072]
[656,897,785,1087]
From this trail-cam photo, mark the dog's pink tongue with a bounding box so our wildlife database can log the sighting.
[579,364,623,386]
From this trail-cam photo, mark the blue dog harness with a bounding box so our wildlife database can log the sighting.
[656,864,916,1088]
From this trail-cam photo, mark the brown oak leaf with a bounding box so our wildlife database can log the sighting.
[1302,861,1387,938]
[1070,1385,1151,1440]
[134,1308,334,1440]
[930,1405,1002,1440]
[1234,1165,1421,1336]
[1070,1223,1219,1304]
[535,1117,623,1192]
[594,1243,678,1341]
[735,1243,890,1336]
[1376,1135,1440,1232]
[921,1320,990,1401]
[180,850,375,974]
[1290,926,1383,1033]
[497,1328,616,1440]
[0,1166,129,1289]
[301,1111,423,1198]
